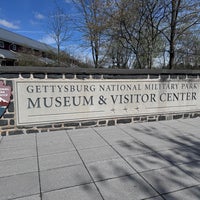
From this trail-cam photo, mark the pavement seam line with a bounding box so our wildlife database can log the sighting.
[42,182,100,195]
[65,130,105,200]
[118,125,200,196]
[8,193,40,200]
[141,184,200,199]
[92,127,166,200]
[137,122,200,183]
[35,133,43,200]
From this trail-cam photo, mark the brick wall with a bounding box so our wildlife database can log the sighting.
[0,66,200,136]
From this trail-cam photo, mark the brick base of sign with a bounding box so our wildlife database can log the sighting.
[0,66,200,136]
[1,112,199,136]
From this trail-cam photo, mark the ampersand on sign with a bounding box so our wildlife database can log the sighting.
[98,95,107,105]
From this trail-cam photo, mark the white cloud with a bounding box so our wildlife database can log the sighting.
[30,19,40,26]
[0,19,19,29]
[34,12,45,20]
[39,35,55,45]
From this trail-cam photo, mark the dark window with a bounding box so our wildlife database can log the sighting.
[12,44,17,51]
[0,41,4,48]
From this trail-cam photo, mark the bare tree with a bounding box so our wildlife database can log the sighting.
[176,31,200,68]
[103,2,132,68]
[107,0,166,69]
[110,0,143,68]
[161,0,200,69]
[115,0,200,69]
[48,3,71,65]
[73,0,108,68]
[71,0,200,69]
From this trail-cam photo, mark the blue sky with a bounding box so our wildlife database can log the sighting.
[0,0,82,54]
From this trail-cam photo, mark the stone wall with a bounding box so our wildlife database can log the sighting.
[0,66,200,136]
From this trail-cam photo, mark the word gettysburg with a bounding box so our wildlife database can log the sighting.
[27,92,196,109]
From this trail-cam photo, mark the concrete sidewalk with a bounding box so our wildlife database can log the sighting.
[0,118,199,200]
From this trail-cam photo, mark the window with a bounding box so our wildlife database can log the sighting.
[12,44,17,51]
[0,41,4,48]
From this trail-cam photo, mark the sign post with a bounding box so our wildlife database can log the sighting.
[0,81,11,118]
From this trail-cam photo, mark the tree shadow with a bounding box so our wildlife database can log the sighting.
[65,120,200,200]
[79,120,200,199]
[125,121,200,197]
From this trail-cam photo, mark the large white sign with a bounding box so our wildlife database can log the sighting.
[15,79,200,125]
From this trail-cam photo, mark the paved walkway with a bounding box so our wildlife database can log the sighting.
[0,118,200,200]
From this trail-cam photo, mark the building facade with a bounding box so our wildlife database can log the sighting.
[0,28,56,66]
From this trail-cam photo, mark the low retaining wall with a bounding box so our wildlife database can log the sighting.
[0,66,200,136]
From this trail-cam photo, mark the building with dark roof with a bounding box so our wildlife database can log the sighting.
[0,28,56,66]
